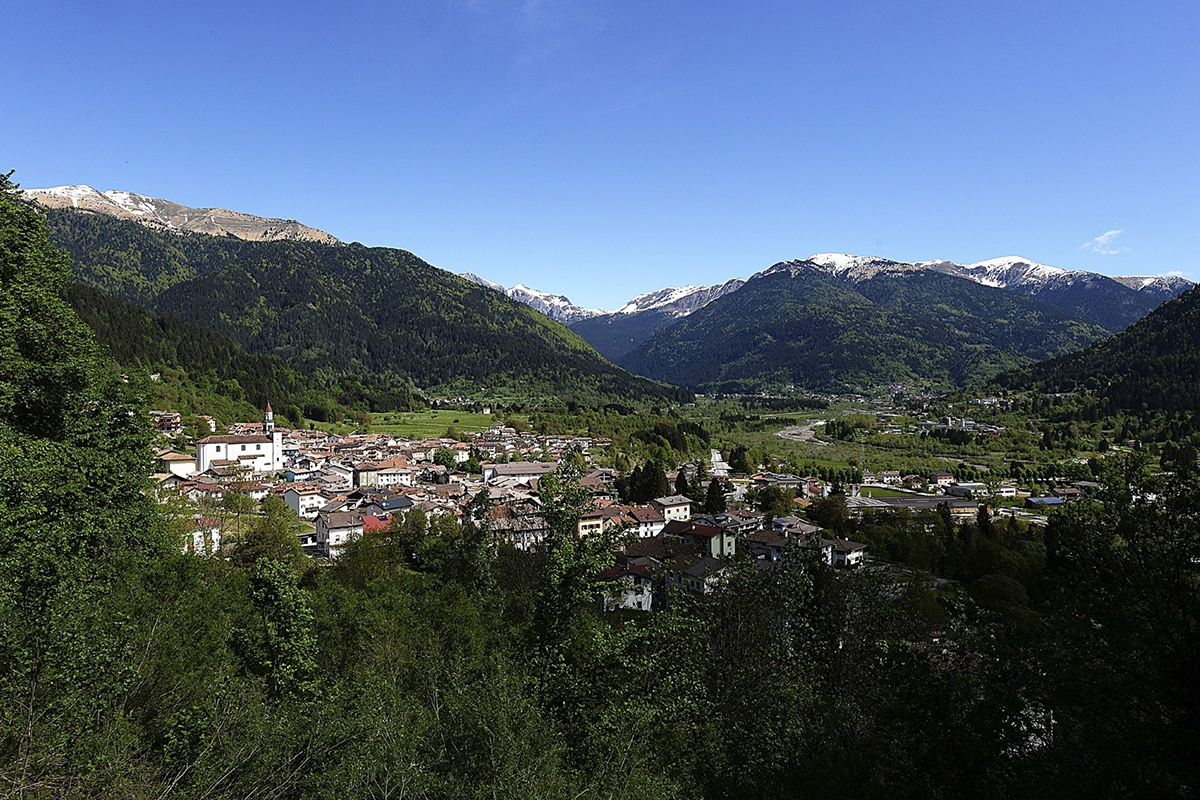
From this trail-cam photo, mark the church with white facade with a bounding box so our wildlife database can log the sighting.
[196,403,284,474]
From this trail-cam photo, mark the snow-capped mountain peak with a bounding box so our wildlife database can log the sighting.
[807,253,897,271]
[1112,274,1195,301]
[460,272,505,293]
[614,280,747,317]
[616,285,705,314]
[508,284,605,321]
[959,256,1070,286]
[460,274,746,324]
[32,185,107,206]
[458,275,603,324]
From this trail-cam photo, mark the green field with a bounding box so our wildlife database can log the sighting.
[370,410,510,438]
[857,486,911,498]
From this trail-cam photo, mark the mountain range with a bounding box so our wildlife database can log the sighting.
[464,253,1189,363]
[459,272,746,328]
[616,258,1120,392]
[27,184,1193,399]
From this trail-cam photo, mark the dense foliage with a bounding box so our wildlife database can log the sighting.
[620,265,1108,391]
[67,282,422,425]
[48,208,690,405]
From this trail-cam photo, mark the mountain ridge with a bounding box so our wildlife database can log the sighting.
[45,206,689,405]
[618,258,1111,392]
[26,184,339,245]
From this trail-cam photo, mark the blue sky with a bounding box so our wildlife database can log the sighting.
[5,0,1198,309]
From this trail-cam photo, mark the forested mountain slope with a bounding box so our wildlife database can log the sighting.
[66,283,421,425]
[998,284,1200,415]
[568,308,680,361]
[48,209,688,403]
[619,260,1108,392]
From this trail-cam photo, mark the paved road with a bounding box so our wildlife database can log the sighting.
[775,419,829,445]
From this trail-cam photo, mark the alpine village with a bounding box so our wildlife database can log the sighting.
[11,0,1200,785]
[3,171,1197,797]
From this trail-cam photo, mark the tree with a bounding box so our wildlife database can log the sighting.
[230,495,303,568]
[249,558,317,698]
[757,485,794,521]
[704,479,727,514]
[729,445,751,474]
[1041,455,1200,792]
[807,494,850,534]
[642,460,670,501]
[675,472,690,498]
[0,171,172,784]
[432,447,456,469]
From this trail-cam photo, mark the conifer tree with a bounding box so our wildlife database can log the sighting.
[704,478,727,514]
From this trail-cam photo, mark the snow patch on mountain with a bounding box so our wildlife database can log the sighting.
[25,185,338,244]
[616,285,704,314]
[613,279,746,317]
[460,272,506,293]
[1113,275,1193,292]
[508,285,605,323]
[458,274,603,324]
[1112,274,1195,300]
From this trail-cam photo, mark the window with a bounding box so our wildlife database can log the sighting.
[241,445,247,451]
[256,444,261,451]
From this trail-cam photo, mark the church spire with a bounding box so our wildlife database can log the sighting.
[264,401,275,433]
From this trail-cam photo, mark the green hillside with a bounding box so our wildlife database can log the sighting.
[619,263,1108,392]
[48,209,689,404]
[998,284,1200,420]
[65,282,421,426]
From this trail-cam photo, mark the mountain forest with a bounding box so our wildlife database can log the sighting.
[46,208,689,406]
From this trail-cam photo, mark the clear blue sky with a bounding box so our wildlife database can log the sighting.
[5,0,1198,309]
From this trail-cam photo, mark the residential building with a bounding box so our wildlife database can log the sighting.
[316,511,364,558]
[651,495,692,522]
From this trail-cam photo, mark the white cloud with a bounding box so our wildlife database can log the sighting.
[1167,270,1185,277]
[1080,229,1126,255]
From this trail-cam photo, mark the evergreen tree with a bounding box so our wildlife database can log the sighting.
[704,479,727,514]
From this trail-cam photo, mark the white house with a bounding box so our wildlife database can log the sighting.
[157,450,198,477]
[183,516,222,556]
[316,511,364,558]
[596,563,654,612]
[483,461,560,484]
[829,538,868,568]
[196,404,283,474]
[651,495,692,523]
[626,507,665,538]
[377,466,414,488]
[283,486,331,519]
[929,472,956,487]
